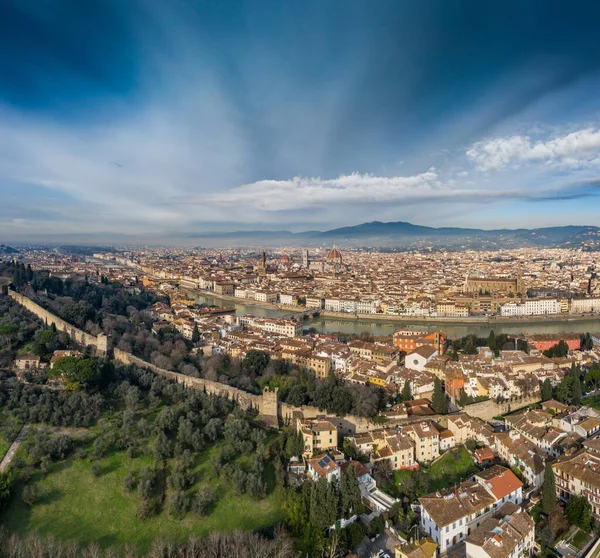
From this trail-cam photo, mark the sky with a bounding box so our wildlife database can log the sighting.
[2,0,600,242]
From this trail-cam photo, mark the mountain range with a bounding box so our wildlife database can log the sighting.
[187,221,600,249]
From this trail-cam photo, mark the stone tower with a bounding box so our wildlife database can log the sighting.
[260,386,279,427]
[96,333,112,357]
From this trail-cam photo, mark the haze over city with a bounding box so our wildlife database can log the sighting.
[2,0,600,242]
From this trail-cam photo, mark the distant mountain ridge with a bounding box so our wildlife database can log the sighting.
[0,244,19,254]
[188,221,600,249]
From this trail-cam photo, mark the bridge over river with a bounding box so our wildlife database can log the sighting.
[192,291,600,338]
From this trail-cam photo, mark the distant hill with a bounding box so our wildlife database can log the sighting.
[187,221,600,249]
[0,244,19,255]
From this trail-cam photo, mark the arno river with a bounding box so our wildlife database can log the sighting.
[193,292,600,339]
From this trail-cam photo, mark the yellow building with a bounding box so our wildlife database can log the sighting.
[296,418,338,458]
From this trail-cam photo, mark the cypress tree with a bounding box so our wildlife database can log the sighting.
[572,373,582,406]
[401,380,412,402]
[541,378,553,402]
[542,463,557,515]
[432,377,447,414]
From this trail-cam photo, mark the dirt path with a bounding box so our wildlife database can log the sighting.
[0,423,28,472]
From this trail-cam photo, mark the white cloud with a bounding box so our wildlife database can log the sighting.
[466,128,600,171]
[206,170,446,210]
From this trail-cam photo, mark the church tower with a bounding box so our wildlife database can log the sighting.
[516,261,524,294]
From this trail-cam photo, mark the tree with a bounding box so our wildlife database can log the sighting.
[49,356,100,390]
[565,496,592,530]
[541,378,553,402]
[538,522,554,551]
[401,380,412,402]
[431,377,447,414]
[192,486,216,516]
[191,324,200,345]
[154,431,172,463]
[243,350,271,376]
[572,373,582,406]
[0,473,13,510]
[585,366,600,392]
[284,429,304,459]
[487,330,497,354]
[22,485,38,506]
[367,515,385,537]
[168,490,189,519]
[543,340,569,358]
[340,464,363,517]
[542,463,557,515]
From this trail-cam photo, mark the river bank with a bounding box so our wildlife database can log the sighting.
[185,287,600,326]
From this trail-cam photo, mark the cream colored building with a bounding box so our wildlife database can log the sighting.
[296,418,338,458]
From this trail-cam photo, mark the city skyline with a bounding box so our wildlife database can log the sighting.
[2,1,600,241]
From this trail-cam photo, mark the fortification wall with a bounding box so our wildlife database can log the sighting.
[113,348,262,412]
[462,394,540,420]
[7,290,108,354]
[7,290,442,431]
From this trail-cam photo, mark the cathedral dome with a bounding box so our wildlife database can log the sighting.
[326,245,342,262]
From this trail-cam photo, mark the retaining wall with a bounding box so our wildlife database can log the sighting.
[462,394,541,420]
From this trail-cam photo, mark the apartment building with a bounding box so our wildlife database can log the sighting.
[500,298,561,317]
[393,330,447,355]
[296,418,338,458]
[465,503,535,558]
[553,447,600,519]
[254,290,278,303]
[402,421,440,463]
[244,317,303,337]
[214,281,234,296]
[571,297,600,313]
[494,431,545,489]
[370,432,417,471]
[420,467,523,554]
[281,348,331,378]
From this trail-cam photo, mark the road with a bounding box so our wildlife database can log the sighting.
[0,424,28,472]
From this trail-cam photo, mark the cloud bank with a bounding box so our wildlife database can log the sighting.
[467,128,600,171]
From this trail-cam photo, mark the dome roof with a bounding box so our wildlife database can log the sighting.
[326,245,342,261]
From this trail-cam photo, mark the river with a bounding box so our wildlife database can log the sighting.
[193,292,600,338]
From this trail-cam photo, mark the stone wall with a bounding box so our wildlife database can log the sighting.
[461,394,540,420]
[5,290,452,432]
[112,348,263,412]
[7,290,109,355]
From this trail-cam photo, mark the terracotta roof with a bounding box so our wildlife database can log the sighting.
[475,465,523,500]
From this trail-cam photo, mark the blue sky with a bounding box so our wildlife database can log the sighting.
[2,0,600,241]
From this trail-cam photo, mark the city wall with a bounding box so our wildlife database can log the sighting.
[461,394,541,421]
[6,289,459,432]
[112,348,264,412]
[7,290,109,355]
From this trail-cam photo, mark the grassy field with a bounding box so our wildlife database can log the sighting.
[392,445,478,496]
[0,440,282,552]
[428,446,477,491]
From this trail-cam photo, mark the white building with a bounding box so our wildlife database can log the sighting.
[356,299,380,314]
[254,290,278,303]
[405,345,439,372]
[571,297,600,314]
[420,466,523,555]
[500,298,561,317]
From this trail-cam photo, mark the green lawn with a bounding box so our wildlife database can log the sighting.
[428,446,478,492]
[0,441,282,552]
[392,446,478,497]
